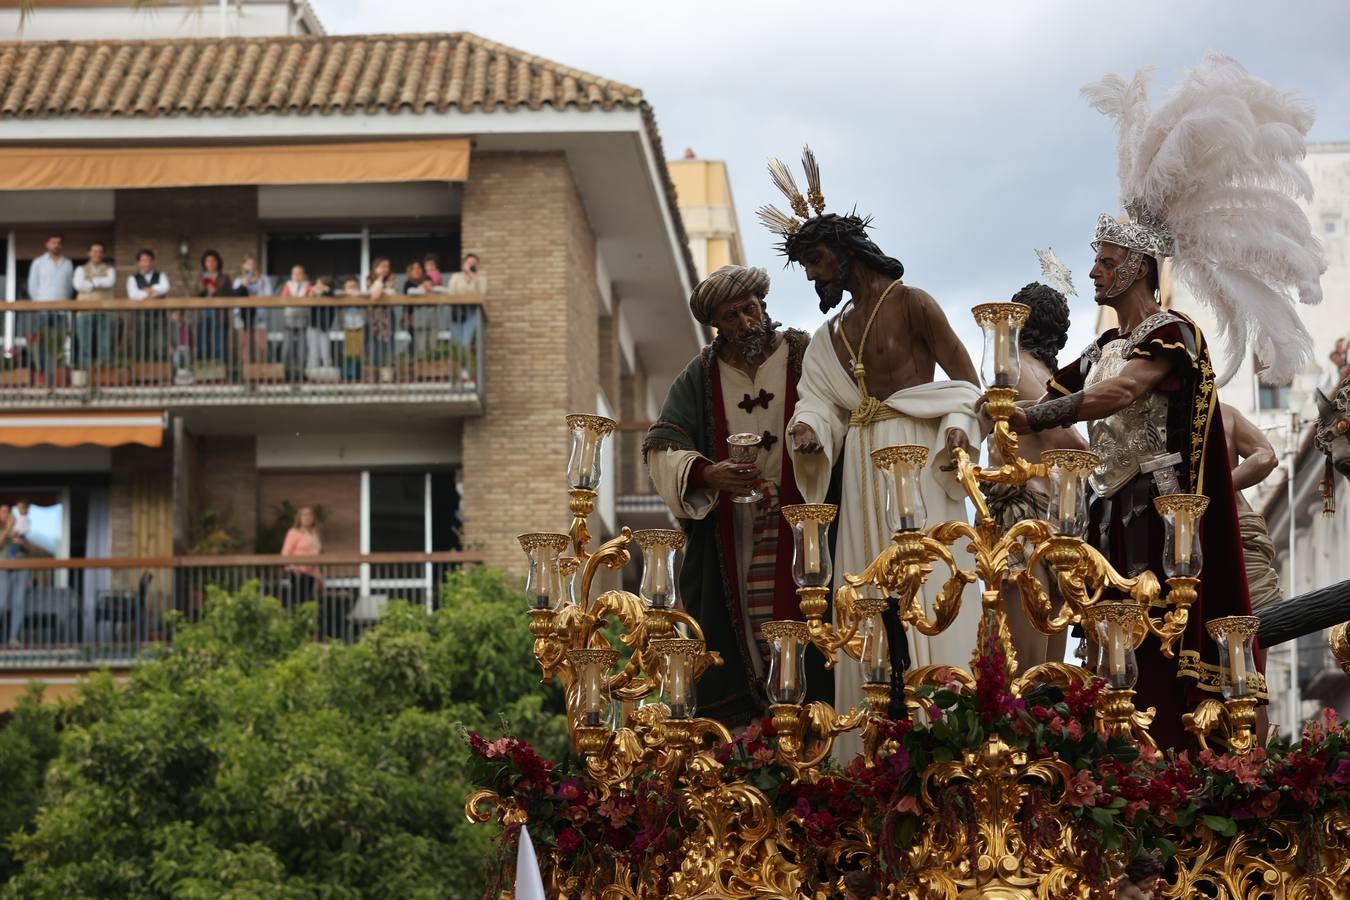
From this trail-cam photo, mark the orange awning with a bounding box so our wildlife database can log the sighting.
[0,412,165,448]
[0,138,470,191]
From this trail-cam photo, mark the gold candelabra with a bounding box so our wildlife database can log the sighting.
[465,303,1338,898]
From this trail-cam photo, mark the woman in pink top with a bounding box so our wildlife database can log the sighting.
[281,506,323,606]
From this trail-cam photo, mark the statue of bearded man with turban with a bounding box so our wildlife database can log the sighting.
[644,265,829,727]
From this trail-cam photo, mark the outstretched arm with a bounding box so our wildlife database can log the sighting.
[1006,355,1172,433]
[1224,404,1279,491]
[915,289,979,386]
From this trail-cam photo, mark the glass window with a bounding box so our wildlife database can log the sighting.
[1325,218,1340,235]
[369,231,459,288]
[1258,383,1291,411]
[366,471,461,553]
[368,472,426,552]
[265,232,362,285]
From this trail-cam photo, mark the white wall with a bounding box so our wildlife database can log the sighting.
[1,1,316,41]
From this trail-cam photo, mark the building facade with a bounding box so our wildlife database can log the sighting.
[0,11,703,706]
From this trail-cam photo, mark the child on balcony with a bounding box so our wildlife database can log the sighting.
[340,277,365,381]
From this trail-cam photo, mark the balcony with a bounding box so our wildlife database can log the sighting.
[0,295,485,412]
[0,551,481,669]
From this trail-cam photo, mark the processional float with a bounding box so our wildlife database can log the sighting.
[468,304,1350,898]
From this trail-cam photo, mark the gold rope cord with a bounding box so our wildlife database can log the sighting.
[836,280,904,562]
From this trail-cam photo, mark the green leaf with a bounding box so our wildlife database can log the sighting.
[1202,814,1238,837]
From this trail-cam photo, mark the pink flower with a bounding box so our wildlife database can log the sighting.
[557,780,581,800]
[1065,719,1085,742]
[753,747,776,765]
[1333,759,1350,786]
[894,795,921,814]
[741,722,762,743]
[1066,770,1103,807]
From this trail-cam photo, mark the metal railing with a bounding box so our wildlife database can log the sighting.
[0,551,481,669]
[0,295,485,407]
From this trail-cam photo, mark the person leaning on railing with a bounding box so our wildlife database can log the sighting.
[25,232,74,384]
[445,253,486,385]
[195,250,231,370]
[126,249,171,373]
[232,256,273,373]
[72,241,116,374]
[366,258,398,377]
[281,506,324,608]
[340,277,366,381]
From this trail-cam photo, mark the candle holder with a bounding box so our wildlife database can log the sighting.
[1156,494,1208,579]
[1207,616,1261,752]
[973,301,1031,391]
[783,503,837,589]
[567,648,618,751]
[871,445,929,533]
[634,529,686,619]
[855,597,892,687]
[519,532,571,611]
[763,621,810,706]
[1040,450,1099,537]
[1082,602,1151,745]
[726,432,764,504]
[566,414,616,557]
[652,638,702,721]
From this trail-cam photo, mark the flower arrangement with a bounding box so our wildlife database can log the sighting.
[469,628,1350,896]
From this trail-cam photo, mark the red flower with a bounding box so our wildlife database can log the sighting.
[556,827,582,853]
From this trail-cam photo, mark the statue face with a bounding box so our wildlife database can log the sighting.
[711,293,767,339]
[797,242,848,310]
[1089,243,1148,304]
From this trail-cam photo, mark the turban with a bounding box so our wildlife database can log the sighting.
[688,265,770,326]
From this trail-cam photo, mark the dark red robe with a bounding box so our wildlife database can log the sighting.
[1050,312,1265,749]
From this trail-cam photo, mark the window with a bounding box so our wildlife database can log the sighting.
[1258,382,1292,411]
[366,470,460,553]
[1324,217,1341,235]
[264,227,459,288]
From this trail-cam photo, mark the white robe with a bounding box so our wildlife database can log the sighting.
[790,321,984,748]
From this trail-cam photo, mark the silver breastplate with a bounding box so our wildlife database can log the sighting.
[1085,337,1169,498]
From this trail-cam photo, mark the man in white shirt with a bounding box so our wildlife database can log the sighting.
[25,233,74,383]
[126,249,171,370]
[72,241,116,373]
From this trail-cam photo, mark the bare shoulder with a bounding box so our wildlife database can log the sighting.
[900,285,951,323]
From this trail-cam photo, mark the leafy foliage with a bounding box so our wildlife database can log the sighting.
[1,567,566,899]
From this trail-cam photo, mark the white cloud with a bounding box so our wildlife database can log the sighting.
[319,0,1350,372]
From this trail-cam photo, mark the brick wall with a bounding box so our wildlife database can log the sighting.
[195,436,258,551]
[113,186,260,294]
[109,444,173,560]
[257,470,362,555]
[459,152,615,571]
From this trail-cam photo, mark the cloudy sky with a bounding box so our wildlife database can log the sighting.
[319,0,1350,364]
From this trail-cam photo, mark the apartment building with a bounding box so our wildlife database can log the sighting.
[0,8,704,704]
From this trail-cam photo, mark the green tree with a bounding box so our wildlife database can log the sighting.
[2,567,565,899]
[0,687,61,882]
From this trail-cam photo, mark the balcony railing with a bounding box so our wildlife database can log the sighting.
[0,295,485,408]
[0,551,480,669]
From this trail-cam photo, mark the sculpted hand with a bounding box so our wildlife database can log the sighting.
[1007,404,1032,435]
[790,423,823,454]
[939,427,973,472]
[701,459,762,495]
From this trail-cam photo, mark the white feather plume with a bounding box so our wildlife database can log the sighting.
[1083,53,1325,385]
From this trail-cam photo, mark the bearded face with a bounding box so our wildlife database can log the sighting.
[728,314,781,362]
[796,242,852,313]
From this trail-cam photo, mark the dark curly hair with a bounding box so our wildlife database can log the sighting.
[782,213,905,314]
[1011,282,1070,370]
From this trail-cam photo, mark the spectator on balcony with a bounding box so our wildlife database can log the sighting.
[405,260,440,359]
[366,257,398,376]
[446,253,486,295]
[1,501,32,647]
[194,250,230,369]
[308,276,336,371]
[25,233,75,384]
[281,506,323,607]
[232,256,273,372]
[280,264,315,380]
[72,240,116,373]
[446,253,484,385]
[423,253,445,290]
[126,249,171,370]
[340,277,365,381]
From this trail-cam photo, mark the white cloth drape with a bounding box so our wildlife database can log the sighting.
[790,322,985,758]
